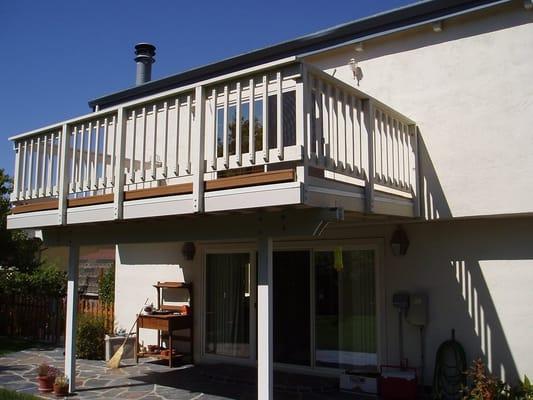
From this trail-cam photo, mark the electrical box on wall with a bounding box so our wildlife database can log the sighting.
[406,293,428,327]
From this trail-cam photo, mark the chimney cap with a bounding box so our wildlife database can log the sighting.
[134,43,156,63]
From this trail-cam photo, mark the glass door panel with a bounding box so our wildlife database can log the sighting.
[273,251,311,366]
[205,253,251,358]
[315,249,376,369]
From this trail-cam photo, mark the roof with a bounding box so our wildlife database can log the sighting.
[89,0,509,109]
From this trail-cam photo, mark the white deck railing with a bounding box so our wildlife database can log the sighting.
[305,66,417,196]
[9,60,418,218]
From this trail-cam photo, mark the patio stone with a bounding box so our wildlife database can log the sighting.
[0,346,373,399]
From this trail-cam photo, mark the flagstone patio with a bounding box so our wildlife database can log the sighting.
[0,347,364,399]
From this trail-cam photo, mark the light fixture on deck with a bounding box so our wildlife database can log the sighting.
[182,242,196,260]
[390,226,410,256]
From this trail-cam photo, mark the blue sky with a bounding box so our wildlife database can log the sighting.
[0,0,413,176]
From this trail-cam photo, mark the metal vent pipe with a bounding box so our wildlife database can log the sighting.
[134,43,156,85]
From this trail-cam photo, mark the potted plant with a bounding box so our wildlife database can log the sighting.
[37,363,57,392]
[53,374,69,397]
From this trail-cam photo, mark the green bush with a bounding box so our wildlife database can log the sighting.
[76,314,105,360]
[98,267,115,306]
[0,388,39,399]
[0,264,66,297]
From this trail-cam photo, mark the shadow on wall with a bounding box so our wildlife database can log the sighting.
[418,132,451,220]
[400,216,530,385]
[400,132,523,383]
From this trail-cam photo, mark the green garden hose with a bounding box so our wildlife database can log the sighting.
[433,330,467,400]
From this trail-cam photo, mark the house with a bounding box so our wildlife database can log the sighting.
[6,0,533,397]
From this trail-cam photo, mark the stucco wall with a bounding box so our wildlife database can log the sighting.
[305,3,533,219]
[111,216,533,385]
[323,217,533,385]
[114,242,196,352]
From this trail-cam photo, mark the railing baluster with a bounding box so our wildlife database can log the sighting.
[102,118,108,188]
[54,131,60,194]
[34,136,41,197]
[320,81,327,165]
[110,115,117,186]
[70,127,77,193]
[262,74,269,161]
[249,78,255,164]
[78,124,84,191]
[185,94,192,174]
[151,104,158,179]
[236,81,242,166]
[210,89,217,170]
[21,140,27,199]
[174,97,181,176]
[93,120,100,189]
[86,121,92,189]
[40,135,48,196]
[39,133,48,196]
[402,123,409,189]
[317,79,325,165]
[393,118,398,186]
[345,94,353,173]
[129,110,137,183]
[276,71,283,160]
[162,101,169,177]
[223,86,229,168]
[28,138,34,199]
[13,142,21,201]
[48,133,54,195]
[140,107,147,181]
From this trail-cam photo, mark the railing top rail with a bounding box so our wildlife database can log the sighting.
[9,56,300,143]
[303,62,416,126]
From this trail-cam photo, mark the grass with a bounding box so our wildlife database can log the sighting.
[0,337,41,357]
[0,388,39,400]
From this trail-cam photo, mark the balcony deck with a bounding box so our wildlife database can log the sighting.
[7,58,419,230]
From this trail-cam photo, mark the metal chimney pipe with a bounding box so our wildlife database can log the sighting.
[134,43,156,85]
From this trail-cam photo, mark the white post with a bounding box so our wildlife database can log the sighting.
[257,236,273,400]
[192,85,206,213]
[58,124,70,225]
[64,243,79,394]
[114,108,127,220]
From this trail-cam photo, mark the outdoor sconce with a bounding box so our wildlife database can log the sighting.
[349,58,363,85]
[182,242,196,260]
[390,226,410,256]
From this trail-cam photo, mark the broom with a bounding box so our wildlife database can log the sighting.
[107,298,149,369]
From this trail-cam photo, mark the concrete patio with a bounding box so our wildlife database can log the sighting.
[0,347,365,399]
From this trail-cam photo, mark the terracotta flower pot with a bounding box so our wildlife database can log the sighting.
[53,383,69,397]
[37,375,54,392]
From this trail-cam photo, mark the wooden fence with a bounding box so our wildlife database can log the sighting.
[78,296,114,333]
[0,294,65,343]
[0,294,114,343]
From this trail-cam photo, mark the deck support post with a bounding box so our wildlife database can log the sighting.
[65,243,79,394]
[257,236,273,400]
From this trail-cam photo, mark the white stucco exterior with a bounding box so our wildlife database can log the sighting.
[305,2,533,219]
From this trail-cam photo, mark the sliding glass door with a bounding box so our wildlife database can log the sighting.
[315,249,377,369]
[205,253,251,358]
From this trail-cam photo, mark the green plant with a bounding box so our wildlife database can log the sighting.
[0,387,40,399]
[37,363,59,378]
[463,358,509,400]
[98,267,115,306]
[511,376,533,400]
[0,264,66,297]
[76,314,105,360]
[54,375,68,388]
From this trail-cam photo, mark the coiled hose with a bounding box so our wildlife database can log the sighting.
[433,331,467,400]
